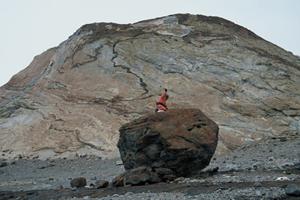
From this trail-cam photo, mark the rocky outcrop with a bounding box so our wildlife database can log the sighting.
[117,108,219,177]
[0,14,299,159]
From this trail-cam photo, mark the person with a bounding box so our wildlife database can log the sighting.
[155,88,169,113]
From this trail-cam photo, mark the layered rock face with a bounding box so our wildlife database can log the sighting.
[0,14,299,159]
[118,108,219,177]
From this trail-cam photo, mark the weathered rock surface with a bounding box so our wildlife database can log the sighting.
[117,108,219,177]
[0,14,299,159]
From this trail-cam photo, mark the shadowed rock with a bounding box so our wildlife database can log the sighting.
[117,108,219,177]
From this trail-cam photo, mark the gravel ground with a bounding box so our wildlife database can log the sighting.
[0,132,299,199]
[0,157,125,192]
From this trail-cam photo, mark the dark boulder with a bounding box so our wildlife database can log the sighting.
[70,177,87,188]
[117,108,219,177]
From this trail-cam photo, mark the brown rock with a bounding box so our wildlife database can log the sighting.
[174,177,185,182]
[112,166,161,186]
[94,180,109,188]
[117,108,219,177]
[112,172,126,187]
[70,177,87,188]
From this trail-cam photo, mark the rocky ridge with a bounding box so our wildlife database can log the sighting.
[0,14,299,159]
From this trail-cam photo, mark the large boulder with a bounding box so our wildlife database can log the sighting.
[117,108,219,177]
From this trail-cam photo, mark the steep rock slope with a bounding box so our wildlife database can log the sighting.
[0,14,299,159]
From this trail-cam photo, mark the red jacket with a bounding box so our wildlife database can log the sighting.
[156,92,168,111]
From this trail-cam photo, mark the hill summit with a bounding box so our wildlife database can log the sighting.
[0,14,299,159]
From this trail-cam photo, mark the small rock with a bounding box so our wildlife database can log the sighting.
[113,166,161,186]
[280,162,294,167]
[200,167,219,177]
[294,162,300,170]
[56,185,64,190]
[112,172,126,187]
[268,157,274,161]
[161,174,177,182]
[174,177,185,182]
[26,192,34,195]
[90,183,95,187]
[38,165,47,169]
[70,177,87,188]
[154,167,174,176]
[204,178,214,186]
[285,184,300,196]
[94,180,109,188]
[252,162,262,167]
[0,162,8,168]
[275,177,291,181]
[125,192,134,196]
[115,160,123,165]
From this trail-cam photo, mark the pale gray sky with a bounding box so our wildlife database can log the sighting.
[0,0,299,87]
